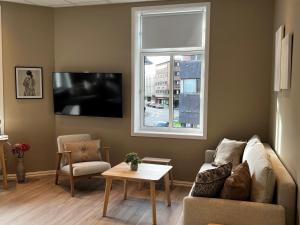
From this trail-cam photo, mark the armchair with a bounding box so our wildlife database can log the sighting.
[55,134,111,197]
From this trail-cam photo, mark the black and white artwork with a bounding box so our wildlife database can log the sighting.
[15,67,43,99]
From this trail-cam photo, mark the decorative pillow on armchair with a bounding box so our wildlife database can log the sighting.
[213,138,246,168]
[191,162,232,198]
[63,140,102,165]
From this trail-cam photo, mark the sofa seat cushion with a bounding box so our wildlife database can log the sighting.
[243,142,275,203]
[213,138,246,168]
[61,161,111,176]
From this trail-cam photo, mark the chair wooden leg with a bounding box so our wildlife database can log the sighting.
[70,174,75,197]
[55,171,59,185]
[55,153,62,185]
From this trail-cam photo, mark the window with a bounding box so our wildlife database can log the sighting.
[132,3,210,139]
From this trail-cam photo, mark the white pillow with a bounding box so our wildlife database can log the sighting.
[242,135,261,163]
[244,142,275,203]
[213,138,246,169]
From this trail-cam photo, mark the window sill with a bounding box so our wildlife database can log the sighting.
[131,129,206,140]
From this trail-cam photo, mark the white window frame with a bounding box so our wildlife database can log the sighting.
[0,5,4,134]
[131,3,210,140]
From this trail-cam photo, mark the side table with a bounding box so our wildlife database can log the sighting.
[141,157,173,188]
[0,138,8,189]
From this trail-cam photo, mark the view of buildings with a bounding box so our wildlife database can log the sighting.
[144,55,201,128]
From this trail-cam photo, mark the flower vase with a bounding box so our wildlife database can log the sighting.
[130,163,138,171]
[16,158,26,183]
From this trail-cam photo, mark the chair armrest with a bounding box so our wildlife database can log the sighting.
[183,196,285,225]
[57,151,73,166]
[56,151,73,172]
[57,151,72,155]
[205,150,216,163]
[102,146,111,164]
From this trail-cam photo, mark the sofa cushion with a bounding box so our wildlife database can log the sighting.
[61,161,111,176]
[242,135,261,163]
[191,162,232,198]
[243,142,275,203]
[213,138,246,168]
[220,161,251,200]
[63,140,102,164]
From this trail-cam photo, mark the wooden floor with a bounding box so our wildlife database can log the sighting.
[0,176,190,225]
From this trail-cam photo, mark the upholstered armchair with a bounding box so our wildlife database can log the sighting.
[55,134,111,197]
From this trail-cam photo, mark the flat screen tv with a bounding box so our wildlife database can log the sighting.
[53,72,122,118]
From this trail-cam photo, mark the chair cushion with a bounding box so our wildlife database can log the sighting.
[243,142,275,203]
[191,162,232,198]
[61,161,111,176]
[213,138,246,168]
[63,140,102,164]
[220,160,251,201]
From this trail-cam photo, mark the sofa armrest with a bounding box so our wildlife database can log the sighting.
[183,196,285,225]
[205,150,216,163]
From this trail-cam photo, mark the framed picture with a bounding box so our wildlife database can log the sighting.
[15,67,43,99]
[280,33,292,90]
[274,25,284,92]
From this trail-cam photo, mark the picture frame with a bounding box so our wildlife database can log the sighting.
[15,66,43,99]
[274,25,284,92]
[280,33,292,90]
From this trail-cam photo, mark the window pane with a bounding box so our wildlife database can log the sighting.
[144,56,170,127]
[173,55,202,128]
[142,12,203,49]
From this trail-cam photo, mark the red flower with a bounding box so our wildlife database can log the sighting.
[10,143,30,158]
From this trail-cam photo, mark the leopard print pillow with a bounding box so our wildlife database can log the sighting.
[191,162,232,197]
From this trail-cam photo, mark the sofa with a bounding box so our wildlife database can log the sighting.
[183,143,296,225]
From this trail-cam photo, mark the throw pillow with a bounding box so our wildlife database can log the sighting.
[213,138,246,168]
[191,162,232,198]
[220,161,251,200]
[244,143,275,203]
[63,140,102,165]
[242,135,261,163]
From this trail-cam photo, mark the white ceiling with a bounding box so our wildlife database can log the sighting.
[2,0,160,7]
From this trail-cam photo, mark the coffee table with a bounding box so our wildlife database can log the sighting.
[101,162,173,225]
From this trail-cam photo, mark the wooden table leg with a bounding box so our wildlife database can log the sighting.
[169,163,174,189]
[0,144,8,189]
[138,181,143,190]
[164,173,171,206]
[150,181,156,225]
[123,179,128,200]
[102,177,112,217]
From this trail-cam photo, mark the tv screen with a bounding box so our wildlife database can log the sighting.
[53,72,122,118]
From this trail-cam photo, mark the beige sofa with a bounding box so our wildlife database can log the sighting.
[183,144,296,225]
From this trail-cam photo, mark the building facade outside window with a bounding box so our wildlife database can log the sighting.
[132,3,210,139]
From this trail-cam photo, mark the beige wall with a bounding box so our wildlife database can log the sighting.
[1,3,56,173]
[54,0,274,181]
[270,0,300,223]
[0,0,275,181]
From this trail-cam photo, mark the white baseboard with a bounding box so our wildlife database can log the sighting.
[5,170,56,180]
[173,180,193,187]
[2,170,193,187]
